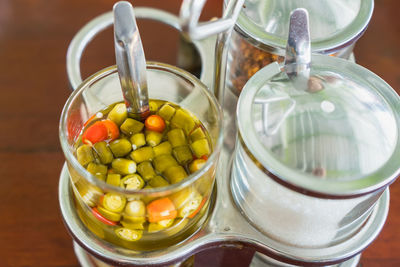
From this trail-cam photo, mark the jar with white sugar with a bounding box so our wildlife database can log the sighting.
[231,54,400,249]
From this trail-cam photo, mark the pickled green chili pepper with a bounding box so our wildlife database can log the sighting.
[107,103,128,126]
[130,133,146,150]
[189,159,207,173]
[153,154,178,173]
[111,158,136,175]
[190,127,206,142]
[115,228,142,241]
[136,161,156,181]
[79,185,103,207]
[122,200,146,229]
[149,100,160,113]
[124,200,146,217]
[121,221,145,230]
[101,193,126,213]
[91,207,118,226]
[97,206,121,221]
[106,173,121,187]
[92,150,102,165]
[141,184,155,204]
[130,146,154,163]
[145,130,163,147]
[163,165,188,184]
[148,223,164,233]
[148,175,170,188]
[123,214,146,224]
[120,118,144,136]
[190,138,210,158]
[149,100,165,113]
[93,141,114,164]
[119,133,130,140]
[87,162,108,181]
[167,128,187,148]
[153,141,172,157]
[148,219,174,232]
[158,218,174,228]
[158,103,176,121]
[77,144,95,166]
[172,145,193,165]
[120,174,144,190]
[109,138,132,157]
[170,187,203,218]
[170,109,195,135]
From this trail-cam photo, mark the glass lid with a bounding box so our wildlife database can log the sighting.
[235,0,374,53]
[237,55,400,197]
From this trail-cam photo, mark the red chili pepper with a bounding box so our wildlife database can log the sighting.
[82,121,108,145]
[99,195,104,206]
[103,119,120,141]
[83,114,97,127]
[82,119,120,145]
[188,197,206,219]
[146,197,177,223]
[91,207,118,226]
[145,115,166,133]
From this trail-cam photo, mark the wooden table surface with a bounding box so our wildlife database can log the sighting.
[0,1,399,266]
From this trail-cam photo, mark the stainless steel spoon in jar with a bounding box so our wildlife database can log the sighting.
[113,1,150,121]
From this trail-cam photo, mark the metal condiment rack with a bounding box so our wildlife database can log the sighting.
[61,5,389,267]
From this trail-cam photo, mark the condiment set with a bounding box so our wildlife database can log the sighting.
[59,1,399,266]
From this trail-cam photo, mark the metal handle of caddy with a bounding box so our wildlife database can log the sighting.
[66,7,216,91]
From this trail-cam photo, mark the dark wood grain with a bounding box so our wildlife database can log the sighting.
[0,0,398,266]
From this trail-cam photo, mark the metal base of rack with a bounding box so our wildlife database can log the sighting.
[249,253,361,267]
[73,240,361,267]
[59,146,388,266]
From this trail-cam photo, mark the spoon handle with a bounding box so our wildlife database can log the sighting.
[284,8,311,91]
[113,1,149,120]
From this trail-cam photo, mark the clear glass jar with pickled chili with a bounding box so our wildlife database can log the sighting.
[60,62,223,251]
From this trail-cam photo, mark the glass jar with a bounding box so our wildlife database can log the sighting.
[226,0,374,95]
[60,62,223,251]
[231,55,400,248]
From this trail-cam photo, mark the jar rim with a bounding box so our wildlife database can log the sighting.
[231,0,374,55]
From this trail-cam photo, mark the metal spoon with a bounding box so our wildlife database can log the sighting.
[284,8,311,91]
[259,8,310,135]
[113,1,149,121]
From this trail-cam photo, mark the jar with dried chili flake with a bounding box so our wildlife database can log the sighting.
[225,0,374,95]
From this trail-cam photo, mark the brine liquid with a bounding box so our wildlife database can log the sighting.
[70,99,215,250]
